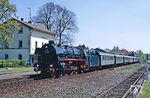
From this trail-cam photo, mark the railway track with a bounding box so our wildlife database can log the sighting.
[0,64,124,86]
[0,64,146,98]
[0,64,143,87]
[96,66,146,98]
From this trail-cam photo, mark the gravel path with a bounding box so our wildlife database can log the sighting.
[0,71,37,80]
[0,63,145,98]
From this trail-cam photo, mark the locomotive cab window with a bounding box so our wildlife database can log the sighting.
[35,41,38,48]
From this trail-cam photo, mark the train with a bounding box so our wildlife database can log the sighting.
[33,41,139,78]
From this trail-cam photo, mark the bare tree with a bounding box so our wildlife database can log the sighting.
[54,5,78,45]
[61,33,75,45]
[33,2,78,45]
[32,2,55,31]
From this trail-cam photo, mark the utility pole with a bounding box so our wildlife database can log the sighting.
[28,8,31,21]
[147,54,149,61]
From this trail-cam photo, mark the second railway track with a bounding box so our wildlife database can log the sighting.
[96,66,146,98]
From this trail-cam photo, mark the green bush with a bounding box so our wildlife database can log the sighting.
[0,59,26,68]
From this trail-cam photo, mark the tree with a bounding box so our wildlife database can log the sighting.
[0,19,19,48]
[0,0,16,23]
[105,48,111,53]
[0,0,19,48]
[137,50,145,61]
[112,46,119,54]
[54,5,78,45]
[32,2,78,45]
[32,2,55,31]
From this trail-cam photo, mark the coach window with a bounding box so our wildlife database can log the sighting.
[107,56,109,60]
[105,56,107,60]
[103,56,105,60]
[18,40,22,48]
[18,54,22,60]
[108,56,110,60]
[5,54,8,60]
[35,41,38,48]
[117,57,119,60]
[110,56,113,60]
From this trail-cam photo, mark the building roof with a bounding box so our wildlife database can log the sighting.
[13,18,55,35]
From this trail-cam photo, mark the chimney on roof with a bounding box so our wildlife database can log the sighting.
[21,18,24,21]
[28,21,32,24]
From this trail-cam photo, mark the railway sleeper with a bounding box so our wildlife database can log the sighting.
[111,89,128,94]
[132,75,141,78]
[109,93,125,98]
[113,87,129,92]
[125,79,137,84]
[118,84,131,87]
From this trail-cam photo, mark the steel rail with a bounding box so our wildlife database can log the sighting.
[96,66,145,98]
[121,70,145,98]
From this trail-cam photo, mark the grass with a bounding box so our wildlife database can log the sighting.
[0,67,33,75]
[118,63,145,74]
[139,80,150,98]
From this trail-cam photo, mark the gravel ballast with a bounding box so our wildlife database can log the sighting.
[0,63,145,98]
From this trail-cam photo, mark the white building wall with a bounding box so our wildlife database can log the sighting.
[8,24,30,48]
[0,24,30,63]
[30,30,55,55]
[0,49,29,62]
[0,22,55,64]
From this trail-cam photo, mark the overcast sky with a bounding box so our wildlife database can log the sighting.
[10,0,150,53]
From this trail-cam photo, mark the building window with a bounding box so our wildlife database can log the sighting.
[5,54,8,60]
[35,41,38,48]
[18,40,22,48]
[18,27,23,34]
[18,54,22,60]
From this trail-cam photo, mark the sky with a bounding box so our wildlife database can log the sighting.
[10,0,150,53]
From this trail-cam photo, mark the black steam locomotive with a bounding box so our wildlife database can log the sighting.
[33,41,86,77]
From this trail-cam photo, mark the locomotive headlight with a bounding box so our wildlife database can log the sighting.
[49,64,53,67]
[37,64,39,67]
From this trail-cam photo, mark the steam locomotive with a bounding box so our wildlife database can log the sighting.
[33,42,139,78]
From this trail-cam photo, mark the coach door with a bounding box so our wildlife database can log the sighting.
[88,51,99,68]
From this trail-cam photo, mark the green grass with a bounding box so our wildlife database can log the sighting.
[139,80,150,98]
[118,63,145,74]
[0,67,33,75]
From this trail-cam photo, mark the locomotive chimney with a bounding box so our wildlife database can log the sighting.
[21,18,24,21]
[49,40,54,44]
[28,21,32,24]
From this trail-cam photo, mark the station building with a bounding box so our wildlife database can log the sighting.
[0,18,55,64]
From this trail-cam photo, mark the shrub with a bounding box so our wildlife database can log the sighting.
[0,59,26,68]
